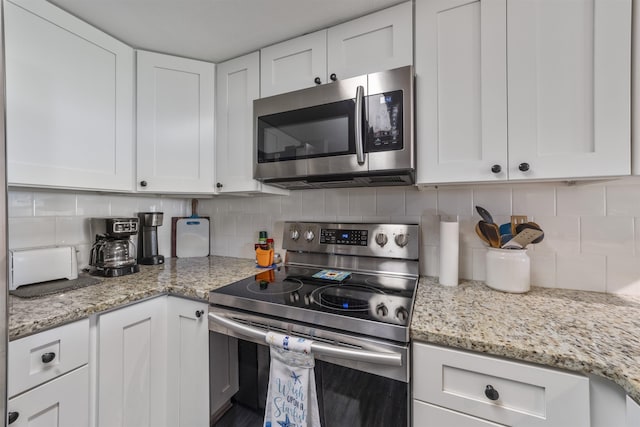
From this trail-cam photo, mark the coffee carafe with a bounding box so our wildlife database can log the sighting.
[89,217,140,277]
[137,212,164,265]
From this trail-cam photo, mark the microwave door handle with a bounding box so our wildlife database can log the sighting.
[208,311,402,367]
[355,85,365,165]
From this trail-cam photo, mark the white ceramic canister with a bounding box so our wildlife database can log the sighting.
[485,248,530,293]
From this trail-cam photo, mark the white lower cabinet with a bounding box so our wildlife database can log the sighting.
[413,400,503,427]
[412,342,590,426]
[97,297,167,427]
[628,396,640,427]
[7,319,91,427]
[209,332,239,416]
[96,296,210,427]
[166,297,209,427]
[8,366,89,427]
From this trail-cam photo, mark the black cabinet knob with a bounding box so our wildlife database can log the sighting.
[195,310,204,318]
[485,385,499,401]
[518,163,530,172]
[41,352,56,364]
[330,73,337,81]
[216,182,223,189]
[140,180,148,187]
[314,77,321,85]
[491,164,502,174]
[8,412,19,424]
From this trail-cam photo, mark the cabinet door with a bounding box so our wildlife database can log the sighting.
[507,0,631,180]
[210,332,239,416]
[5,0,134,191]
[628,396,640,427]
[327,2,413,81]
[415,0,508,184]
[137,51,215,193]
[8,366,89,427]
[98,297,166,427]
[215,52,287,195]
[413,400,505,427]
[260,30,327,97]
[166,297,209,427]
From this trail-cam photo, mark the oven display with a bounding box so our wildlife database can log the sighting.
[320,229,368,246]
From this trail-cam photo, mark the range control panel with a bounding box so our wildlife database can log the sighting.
[320,229,368,246]
[283,222,419,260]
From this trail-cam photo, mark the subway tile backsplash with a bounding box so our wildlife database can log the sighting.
[9,177,640,296]
[8,191,189,269]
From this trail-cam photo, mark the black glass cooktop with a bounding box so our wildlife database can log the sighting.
[210,265,418,341]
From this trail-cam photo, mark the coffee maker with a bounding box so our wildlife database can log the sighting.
[89,217,140,277]
[137,212,164,265]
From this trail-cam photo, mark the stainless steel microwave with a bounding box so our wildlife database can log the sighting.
[253,66,414,189]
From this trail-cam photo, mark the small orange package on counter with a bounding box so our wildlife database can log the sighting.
[256,247,274,267]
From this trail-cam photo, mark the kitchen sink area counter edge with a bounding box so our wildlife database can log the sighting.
[9,256,266,340]
[412,277,640,405]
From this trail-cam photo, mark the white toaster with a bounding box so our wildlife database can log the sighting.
[9,246,78,290]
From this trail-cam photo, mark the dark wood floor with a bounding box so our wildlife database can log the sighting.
[213,404,264,427]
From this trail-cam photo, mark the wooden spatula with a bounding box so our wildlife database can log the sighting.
[511,215,528,235]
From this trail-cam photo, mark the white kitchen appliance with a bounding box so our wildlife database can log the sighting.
[9,246,78,290]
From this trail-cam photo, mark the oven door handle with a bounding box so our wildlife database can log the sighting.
[209,312,402,367]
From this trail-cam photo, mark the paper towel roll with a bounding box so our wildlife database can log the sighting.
[439,220,459,286]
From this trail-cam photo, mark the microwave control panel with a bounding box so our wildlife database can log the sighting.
[366,90,403,152]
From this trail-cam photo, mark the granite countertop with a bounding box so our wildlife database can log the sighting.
[412,277,640,404]
[8,256,265,340]
[10,259,640,404]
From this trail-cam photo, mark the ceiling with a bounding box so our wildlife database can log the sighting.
[47,0,406,63]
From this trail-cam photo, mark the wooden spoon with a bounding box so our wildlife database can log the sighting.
[478,220,501,248]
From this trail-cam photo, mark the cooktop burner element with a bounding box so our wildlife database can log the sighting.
[311,284,383,312]
[210,222,419,343]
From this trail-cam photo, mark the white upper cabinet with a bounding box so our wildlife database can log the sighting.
[5,0,135,191]
[261,2,413,97]
[215,52,288,195]
[416,0,631,184]
[260,30,328,97]
[416,0,508,183]
[136,50,215,193]
[327,1,413,82]
[507,0,631,180]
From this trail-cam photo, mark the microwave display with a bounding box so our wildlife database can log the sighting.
[366,90,403,152]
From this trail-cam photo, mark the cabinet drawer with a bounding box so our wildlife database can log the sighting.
[9,318,89,397]
[412,343,590,426]
[8,365,89,427]
[413,400,504,427]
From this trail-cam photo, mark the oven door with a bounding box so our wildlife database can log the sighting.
[254,75,369,181]
[209,307,410,427]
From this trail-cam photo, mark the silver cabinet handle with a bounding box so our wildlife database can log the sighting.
[354,85,365,165]
[208,311,402,366]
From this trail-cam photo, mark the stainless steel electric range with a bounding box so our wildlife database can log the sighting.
[209,221,419,427]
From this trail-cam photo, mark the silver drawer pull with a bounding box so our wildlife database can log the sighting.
[208,312,402,367]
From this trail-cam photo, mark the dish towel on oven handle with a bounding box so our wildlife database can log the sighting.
[263,331,321,427]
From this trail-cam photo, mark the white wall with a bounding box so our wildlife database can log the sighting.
[200,178,640,296]
[10,177,640,295]
[7,190,189,269]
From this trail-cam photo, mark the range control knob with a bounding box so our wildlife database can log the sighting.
[375,233,388,247]
[394,233,409,248]
[304,230,315,242]
[376,303,388,317]
[396,307,409,322]
[290,229,300,241]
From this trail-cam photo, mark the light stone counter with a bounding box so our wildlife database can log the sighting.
[10,262,640,405]
[9,256,267,340]
[412,277,640,404]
